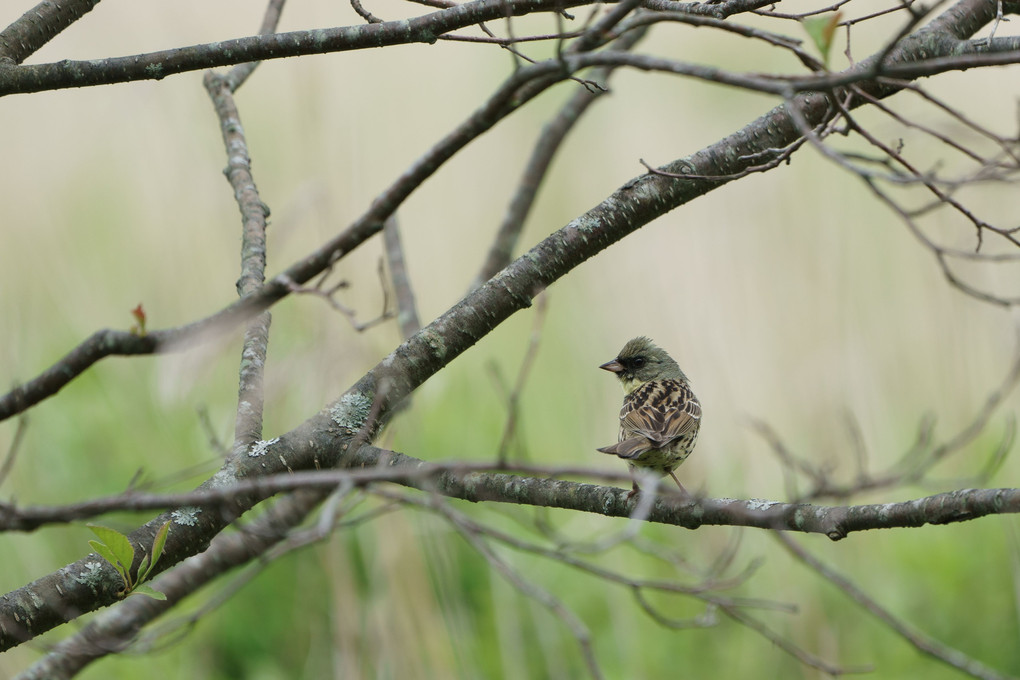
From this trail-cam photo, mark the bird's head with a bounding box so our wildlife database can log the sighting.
[600,336,687,393]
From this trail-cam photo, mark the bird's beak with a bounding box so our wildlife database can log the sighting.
[599,359,624,373]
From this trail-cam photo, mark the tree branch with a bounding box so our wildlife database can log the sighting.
[17,488,331,680]
[203,60,274,451]
[3,453,1018,539]
[382,216,421,340]
[0,0,595,96]
[0,0,102,64]
[472,25,648,287]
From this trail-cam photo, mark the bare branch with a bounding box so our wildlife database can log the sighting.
[473,25,649,286]
[224,0,288,91]
[6,451,1020,540]
[776,533,1017,680]
[131,494,398,655]
[752,0,859,21]
[279,265,394,332]
[642,0,780,19]
[435,495,606,680]
[0,415,28,489]
[383,216,421,339]
[624,8,824,71]
[19,488,332,680]
[0,330,157,422]
[350,0,383,24]
[750,338,1020,502]
[719,604,871,676]
[387,487,857,675]
[0,0,101,64]
[494,294,549,463]
[196,406,231,459]
[0,0,597,96]
[203,68,274,451]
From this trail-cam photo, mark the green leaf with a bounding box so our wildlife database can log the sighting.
[87,524,136,572]
[802,12,843,66]
[151,521,170,568]
[88,540,128,584]
[137,553,152,584]
[132,584,167,600]
[138,521,171,583]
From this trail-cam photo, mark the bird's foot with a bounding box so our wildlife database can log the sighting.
[626,481,641,501]
[669,471,689,497]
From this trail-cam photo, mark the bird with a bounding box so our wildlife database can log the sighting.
[597,337,701,499]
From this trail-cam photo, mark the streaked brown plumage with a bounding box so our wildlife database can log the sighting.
[597,337,701,498]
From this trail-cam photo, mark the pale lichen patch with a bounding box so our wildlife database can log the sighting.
[248,437,279,457]
[76,561,105,588]
[330,392,373,431]
[746,499,779,511]
[171,507,202,526]
[572,214,603,235]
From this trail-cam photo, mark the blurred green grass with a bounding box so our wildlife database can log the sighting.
[2,1,1020,678]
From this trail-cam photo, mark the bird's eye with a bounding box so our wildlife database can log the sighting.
[632,357,645,367]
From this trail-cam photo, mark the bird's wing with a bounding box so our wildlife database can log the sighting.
[618,379,700,450]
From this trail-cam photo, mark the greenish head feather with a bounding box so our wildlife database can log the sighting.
[601,336,687,392]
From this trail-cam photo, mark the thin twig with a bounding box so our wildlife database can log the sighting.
[776,533,1017,680]
[225,0,288,91]
[495,293,549,463]
[132,492,402,655]
[749,0,857,20]
[719,603,871,676]
[350,0,383,24]
[437,497,606,680]
[748,338,1020,502]
[472,26,649,287]
[440,30,585,44]
[382,215,421,340]
[196,406,231,459]
[386,487,853,675]
[279,265,394,332]
[632,588,718,629]
[0,416,28,489]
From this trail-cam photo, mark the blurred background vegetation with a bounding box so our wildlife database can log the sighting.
[1,1,1019,678]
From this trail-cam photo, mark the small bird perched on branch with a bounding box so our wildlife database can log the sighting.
[597,337,701,499]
